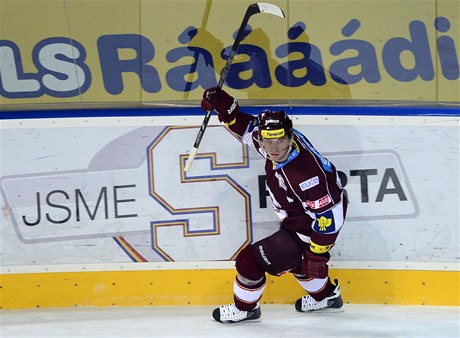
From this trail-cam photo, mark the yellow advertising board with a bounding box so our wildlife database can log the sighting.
[0,0,459,108]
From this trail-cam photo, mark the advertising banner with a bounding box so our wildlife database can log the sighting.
[1,109,458,267]
[1,0,459,108]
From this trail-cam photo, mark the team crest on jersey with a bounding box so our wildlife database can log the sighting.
[313,210,336,233]
[317,216,332,231]
[299,176,319,191]
[275,172,287,191]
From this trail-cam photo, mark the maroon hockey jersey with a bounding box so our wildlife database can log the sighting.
[226,111,347,248]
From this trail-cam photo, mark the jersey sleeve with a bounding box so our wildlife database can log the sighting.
[294,132,347,252]
[309,199,346,252]
[225,110,256,141]
[298,169,346,251]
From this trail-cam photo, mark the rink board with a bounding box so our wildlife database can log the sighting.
[1,264,459,309]
[1,107,459,309]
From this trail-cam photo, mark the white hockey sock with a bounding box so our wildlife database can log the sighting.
[294,275,328,294]
[233,276,266,305]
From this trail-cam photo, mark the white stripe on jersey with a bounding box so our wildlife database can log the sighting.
[266,185,288,221]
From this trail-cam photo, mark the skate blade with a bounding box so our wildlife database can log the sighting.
[212,317,262,324]
[300,307,345,314]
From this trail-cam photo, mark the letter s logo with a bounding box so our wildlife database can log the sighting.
[147,126,252,261]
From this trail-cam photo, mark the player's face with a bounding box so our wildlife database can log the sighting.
[260,135,292,162]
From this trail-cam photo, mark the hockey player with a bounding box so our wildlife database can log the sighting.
[201,87,348,323]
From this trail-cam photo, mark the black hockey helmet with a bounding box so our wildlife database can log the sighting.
[258,110,293,139]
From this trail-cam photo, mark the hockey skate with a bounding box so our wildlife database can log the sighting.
[295,279,343,312]
[212,303,261,323]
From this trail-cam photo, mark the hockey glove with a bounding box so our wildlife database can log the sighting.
[302,248,330,279]
[201,87,239,124]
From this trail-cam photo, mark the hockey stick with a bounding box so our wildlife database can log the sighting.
[184,2,285,172]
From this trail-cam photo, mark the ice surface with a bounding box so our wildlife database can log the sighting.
[1,304,459,337]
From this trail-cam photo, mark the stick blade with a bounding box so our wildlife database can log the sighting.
[256,3,285,18]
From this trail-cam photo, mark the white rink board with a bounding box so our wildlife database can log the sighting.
[1,115,459,269]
